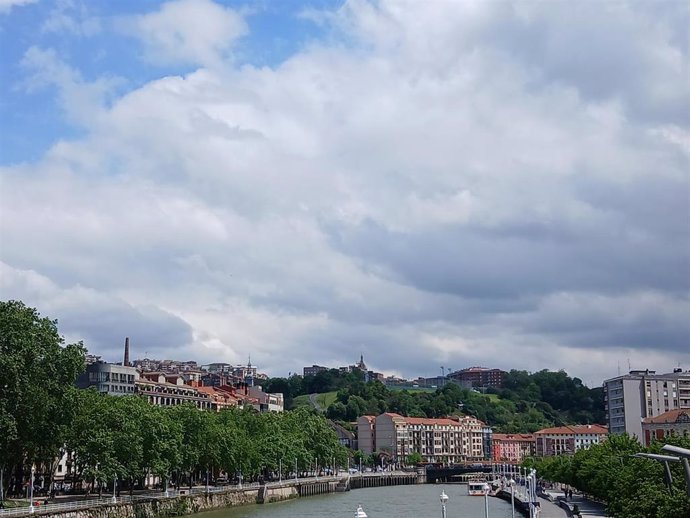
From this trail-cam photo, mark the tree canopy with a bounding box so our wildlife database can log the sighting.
[0,300,86,489]
[524,434,690,518]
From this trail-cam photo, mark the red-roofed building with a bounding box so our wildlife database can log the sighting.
[642,409,690,446]
[358,413,487,464]
[492,434,535,463]
[196,386,240,411]
[535,424,608,456]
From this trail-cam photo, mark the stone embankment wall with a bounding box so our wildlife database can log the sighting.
[30,488,276,518]
[29,473,423,518]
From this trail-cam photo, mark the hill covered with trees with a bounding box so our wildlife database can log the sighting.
[263,368,605,432]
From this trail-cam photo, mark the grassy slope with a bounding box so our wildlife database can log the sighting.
[290,391,338,412]
[316,391,338,408]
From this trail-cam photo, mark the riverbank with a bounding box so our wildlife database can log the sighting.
[0,473,422,518]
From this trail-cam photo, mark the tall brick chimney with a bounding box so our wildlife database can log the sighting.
[124,337,130,367]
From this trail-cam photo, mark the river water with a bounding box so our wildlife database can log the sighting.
[200,484,515,518]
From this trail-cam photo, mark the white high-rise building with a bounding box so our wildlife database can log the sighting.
[604,368,690,441]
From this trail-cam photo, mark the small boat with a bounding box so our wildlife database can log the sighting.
[468,481,487,496]
[354,504,368,517]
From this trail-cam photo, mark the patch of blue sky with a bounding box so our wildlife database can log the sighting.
[0,0,344,165]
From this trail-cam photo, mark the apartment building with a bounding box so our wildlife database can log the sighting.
[248,385,284,412]
[304,365,328,377]
[76,362,139,395]
[604,368,690,441]
[492,433,535,464]
[534,424,608,456]
[358,413,486,464]
[448,367,506,389]
[357,415,376,455]
[136,373,214,409]
[641,409,690,446]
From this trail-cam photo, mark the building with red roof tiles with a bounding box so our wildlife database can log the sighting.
[196,385,240,411]
[642,409,690,446]
[492,433,535,464]
[357,413,488,464]
[534,424,608,456]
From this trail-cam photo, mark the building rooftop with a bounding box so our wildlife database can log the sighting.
[493,433,535,442]
[643,409,690,424]
[536,424,608,435]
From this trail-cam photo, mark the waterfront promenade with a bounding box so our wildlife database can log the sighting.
[542,489,607,517]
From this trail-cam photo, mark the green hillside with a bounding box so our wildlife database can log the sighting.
[264,368,605,432]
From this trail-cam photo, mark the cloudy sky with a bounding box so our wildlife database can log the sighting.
[1,0,688,386]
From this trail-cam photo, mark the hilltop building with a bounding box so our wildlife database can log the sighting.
[78,340,282,412]
[304,364,328,377]
[448,367,506,389]
[604,368,690,442]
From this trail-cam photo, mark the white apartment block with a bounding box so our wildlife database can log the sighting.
[358,413,486,464]
[604,368,690,442]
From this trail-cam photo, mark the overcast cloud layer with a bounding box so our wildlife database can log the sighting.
[1,0,689,385]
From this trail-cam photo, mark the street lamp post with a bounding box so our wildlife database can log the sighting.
[482,482,490,518]
[439,490,449,518]
[279,459,282,484]
[661,445,690,497]
[294,458,298,481]
[205,468,209,495]
[28,466,35,514]
[509,478,516,518]
[112,474,117,504]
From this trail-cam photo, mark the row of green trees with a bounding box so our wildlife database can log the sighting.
[524,434,690,518]
[67,392,347,493]
[0,300,347,500]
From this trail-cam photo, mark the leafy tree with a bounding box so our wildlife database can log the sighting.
[406,452,423,465]
[0,300,85,500]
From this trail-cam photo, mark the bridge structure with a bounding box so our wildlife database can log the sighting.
[425,465,494,483]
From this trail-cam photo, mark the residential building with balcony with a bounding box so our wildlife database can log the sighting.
[604,368,690,442]
[358,413,487,464]
[135,374,214,410]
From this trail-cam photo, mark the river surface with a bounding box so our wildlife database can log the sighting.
[199,484,515,518]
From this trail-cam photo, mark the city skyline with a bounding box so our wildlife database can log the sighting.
[1,0,688,386]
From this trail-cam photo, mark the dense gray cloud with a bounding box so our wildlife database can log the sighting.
[1,0,688,385]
